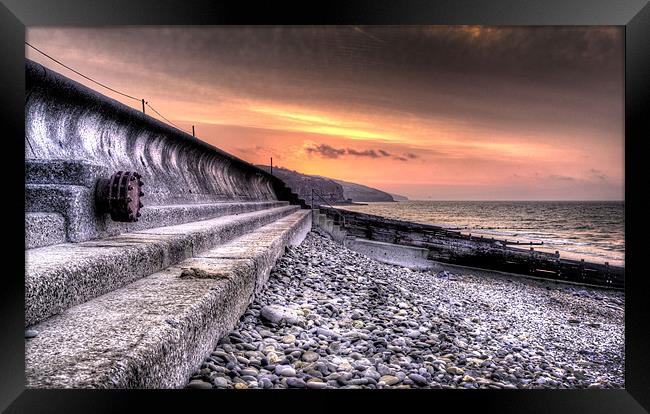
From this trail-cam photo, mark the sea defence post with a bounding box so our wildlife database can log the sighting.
[24,59,310,388]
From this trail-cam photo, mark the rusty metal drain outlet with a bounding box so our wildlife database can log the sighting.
[95,171,144,222]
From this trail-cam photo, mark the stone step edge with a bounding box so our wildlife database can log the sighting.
[113,200,291,238]
[25,204,300,327]
[25,209,312,389]
[25,194,289,249]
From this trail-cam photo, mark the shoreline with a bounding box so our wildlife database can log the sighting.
[335,201,625,268]
[187,229,625,389]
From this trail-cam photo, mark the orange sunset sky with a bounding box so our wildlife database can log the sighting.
[26,26,624,200]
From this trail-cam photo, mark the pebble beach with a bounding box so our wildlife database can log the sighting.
[186,229,625,389]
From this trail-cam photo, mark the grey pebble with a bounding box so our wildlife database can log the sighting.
[187,231,624,390]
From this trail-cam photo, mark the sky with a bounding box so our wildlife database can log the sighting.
[26,26,624,200]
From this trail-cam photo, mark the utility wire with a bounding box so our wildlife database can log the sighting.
[145,102,191,134]
[26,42,194,137]
[25,42,140,101]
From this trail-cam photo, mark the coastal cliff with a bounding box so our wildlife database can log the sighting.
[257,165,407,204]
[332,179,398,202]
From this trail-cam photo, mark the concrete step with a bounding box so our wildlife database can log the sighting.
[25,185,289,245]
[25,204,300,327]
[25,209,311,388]
[25,213,66,249]
[126,200,289,234]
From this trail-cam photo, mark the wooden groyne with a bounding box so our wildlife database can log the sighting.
[318,207,624,289]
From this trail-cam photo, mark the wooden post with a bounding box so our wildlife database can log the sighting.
[141,99,145,114]
[192,125,195,137]
[270,157,273,175]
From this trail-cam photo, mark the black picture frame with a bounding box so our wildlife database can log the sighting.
[1,0,648,412]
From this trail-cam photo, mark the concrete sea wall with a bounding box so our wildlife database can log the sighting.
[25,59,307,244]
[25,59,279,206]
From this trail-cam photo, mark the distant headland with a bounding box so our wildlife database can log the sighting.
[256,165,408,204]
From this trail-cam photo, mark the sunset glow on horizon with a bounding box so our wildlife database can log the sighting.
[26,26,624,200]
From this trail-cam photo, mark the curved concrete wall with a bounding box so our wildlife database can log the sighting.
[25,59,279,206]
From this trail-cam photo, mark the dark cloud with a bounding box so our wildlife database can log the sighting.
[347,148,380,158]
[306,144,346,159]
[549,174,575,181]
[30,27,622,136]
[235,145,265,155]
[589,169,608,180]
[307,145,413,160]
[79,26,619,91]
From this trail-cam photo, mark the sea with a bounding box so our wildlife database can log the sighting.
[337,201,625,267]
